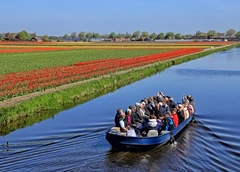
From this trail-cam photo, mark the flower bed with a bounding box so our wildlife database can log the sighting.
[0,48,202,100]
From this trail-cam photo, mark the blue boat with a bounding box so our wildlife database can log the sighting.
[106,114,193,150]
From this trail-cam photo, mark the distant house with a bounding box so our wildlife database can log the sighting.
[191,35,207,40]
[31,37,42,42]
[102,38,113,42]
[89,38,103,42]
[215,32,225,38]
[114,38,131,42]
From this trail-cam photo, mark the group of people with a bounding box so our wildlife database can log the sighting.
[114,92,196,137]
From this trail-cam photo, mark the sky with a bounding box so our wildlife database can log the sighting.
[1,0,240,36]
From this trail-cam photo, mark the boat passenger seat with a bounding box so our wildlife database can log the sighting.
[110,127,120,133]
[147,130,158,137]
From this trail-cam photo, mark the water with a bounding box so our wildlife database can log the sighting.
[1,48,240,171]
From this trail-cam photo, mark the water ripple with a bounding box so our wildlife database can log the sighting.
[175,69,240,77]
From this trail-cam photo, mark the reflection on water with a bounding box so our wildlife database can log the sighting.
[1,48,240,171]
[176,69,240,77]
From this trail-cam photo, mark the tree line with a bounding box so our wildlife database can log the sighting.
[1,29,240,42]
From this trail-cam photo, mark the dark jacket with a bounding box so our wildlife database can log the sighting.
[114,112,122,127]
[154,109,164,119]
[168,100,176,110]
[164,117,174,131]
[160,105,170,114]
[133,111,144,124]
[177,109,185,124]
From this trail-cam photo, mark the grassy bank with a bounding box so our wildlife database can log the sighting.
[0,44,237,134]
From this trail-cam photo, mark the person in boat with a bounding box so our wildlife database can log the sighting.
[182,95,188,104]
[183,102,190,119]
[187,95,196,112]
[166,96,176,110]
[136,102,150,121]
[171,108,179,127]
[114,108,123,126]
[140,100,151,117]
[114,108,129,132]
[141,114,163,136]
[154,102,164,121]
[147,96,155,114]
[129,105,144,129]
[160,99,170,115]
[125,108,137,128]
[125,108,142,136]
[156,91,165,102]
[163,111,175,131]
[176,104,185,124]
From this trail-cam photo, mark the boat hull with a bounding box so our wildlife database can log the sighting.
[106,115,193,150]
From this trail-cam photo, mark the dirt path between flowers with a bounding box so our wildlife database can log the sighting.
[0,44,235,108]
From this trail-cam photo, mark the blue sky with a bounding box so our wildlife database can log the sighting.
[1,0,239,36]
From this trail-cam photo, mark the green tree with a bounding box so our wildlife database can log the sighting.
[49,36,58,40]
[149,33,157,40]
[116,33,125,39]
[29,32,37,38]
[78,32,85,40]
[165,32,174,39]
[63,34,69,38]
[85,32,93,40]
[93,32,100,38]
[109,32,116,39]
[125,33,132,39]
[132,31,140,39]
[157,33,165,39]
[207,30,216,38]
[141,31,149,38]
[42,34,49,42]
[17,30,29,41]
[226,29,236,37]
[175,33,182,39]
[235,31,240,38]
[71,32,77,39]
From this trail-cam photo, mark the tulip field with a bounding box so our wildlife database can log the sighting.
[0,41,232,101]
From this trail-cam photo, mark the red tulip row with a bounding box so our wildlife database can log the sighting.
[0,48,202,100]
[0,47,71,53]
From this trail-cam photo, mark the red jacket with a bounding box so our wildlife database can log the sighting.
[171,113,179,127]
